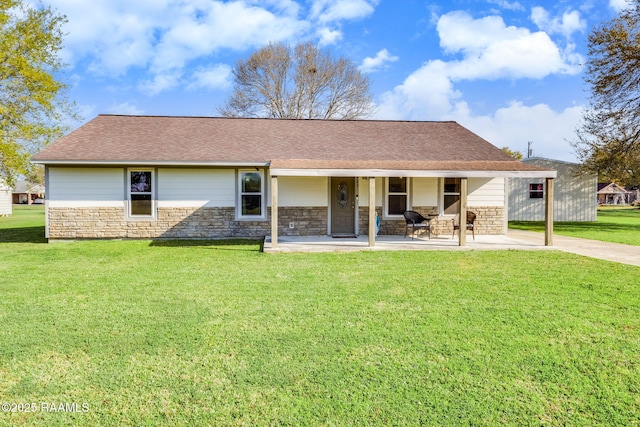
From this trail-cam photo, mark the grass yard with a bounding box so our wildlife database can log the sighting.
[510,206,640,246]
[1,206,640,426]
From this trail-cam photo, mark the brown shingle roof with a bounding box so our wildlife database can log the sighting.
[32,115,548,173]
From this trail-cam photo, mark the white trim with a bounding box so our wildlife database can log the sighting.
[384,177,409,219]
[32,160,269,167]
[440,177,460,217]
[270,168,557,178]
[127,168,156,220]
[236,169,267,220]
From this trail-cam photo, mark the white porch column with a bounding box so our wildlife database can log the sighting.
[368,177,376,247]
[271,175,279,250]
[545,177,554,246]
[459,177,468,247]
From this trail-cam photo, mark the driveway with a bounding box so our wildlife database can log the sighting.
[507,229,640,267]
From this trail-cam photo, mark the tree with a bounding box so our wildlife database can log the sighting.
[501,146,523,160]
[573,0,640,187]
[219,42,375,120]
[0,0,76,187]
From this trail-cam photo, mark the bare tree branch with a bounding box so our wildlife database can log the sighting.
[219,42,375,120]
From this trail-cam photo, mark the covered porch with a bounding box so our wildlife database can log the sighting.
[268,168,557,251]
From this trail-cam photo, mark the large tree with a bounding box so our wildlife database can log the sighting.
[573,0,640,186]
[219,42,375,120]
[0,0,75,187]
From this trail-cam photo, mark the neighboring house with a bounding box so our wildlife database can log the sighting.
[598,182,632,205]
[508,157,597,222]
[12,180,45,204]
[0,180,12,216]
[31,115,555,245]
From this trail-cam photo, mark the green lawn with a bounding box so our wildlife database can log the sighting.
[510,207,640,246]
[1,206,640,426]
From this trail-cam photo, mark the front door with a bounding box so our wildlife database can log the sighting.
[331,177,355,235]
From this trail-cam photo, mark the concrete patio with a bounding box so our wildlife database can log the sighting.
[263,231,553,253]
[263,230,640,268]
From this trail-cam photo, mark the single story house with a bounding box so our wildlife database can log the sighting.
[597,182,632,205]
[0,180,11,216]
[12,180,45,204]
[508,157,597,222]
[31,115,556,247]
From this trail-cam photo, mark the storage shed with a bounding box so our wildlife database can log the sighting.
[0,180,12,216]
[508,157,597,222]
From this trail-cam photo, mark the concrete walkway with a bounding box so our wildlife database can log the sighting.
[506,229,640,267]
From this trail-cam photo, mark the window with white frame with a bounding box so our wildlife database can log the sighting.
[238,170,265,219]
[529,183,544,199]
[128,169,154,217]
[442,178,460,215]
[386,177,408,217]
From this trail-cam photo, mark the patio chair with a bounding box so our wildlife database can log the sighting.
[403,210,431,240]
[452,211,476,240]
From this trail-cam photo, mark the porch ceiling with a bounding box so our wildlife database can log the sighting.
[269,159,557,178]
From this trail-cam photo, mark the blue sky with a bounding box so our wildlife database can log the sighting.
[39,0,628,161]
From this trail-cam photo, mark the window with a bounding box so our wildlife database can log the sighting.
[529,183,544,199]
[128,169,154,217]
[386,177,408,216]
[443,178,460,215]
[238,170,265,219]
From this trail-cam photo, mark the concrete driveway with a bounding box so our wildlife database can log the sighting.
[507,229,640,267]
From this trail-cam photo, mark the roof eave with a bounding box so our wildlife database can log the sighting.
[270,168,557,178]
[32,160,271,168]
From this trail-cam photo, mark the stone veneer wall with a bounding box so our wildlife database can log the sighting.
[48,206,327,239]
[358,206,504,236]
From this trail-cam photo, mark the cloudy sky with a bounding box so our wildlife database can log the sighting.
[37,0,628,161]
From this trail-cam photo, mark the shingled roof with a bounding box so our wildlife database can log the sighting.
[32,115,553,177]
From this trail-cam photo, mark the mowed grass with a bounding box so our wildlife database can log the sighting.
[1,206,640,426]
[510,207,640,246]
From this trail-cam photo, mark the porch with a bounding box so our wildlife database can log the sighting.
[263,231,552,253]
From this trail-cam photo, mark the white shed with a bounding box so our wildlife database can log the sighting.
[508,158,597,222]
[0,180,12,216]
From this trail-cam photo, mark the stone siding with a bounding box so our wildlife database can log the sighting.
[430,207,505,236]
[47,206,327,239]
[277,207,327,236]
[358,206,438,236]
[358,206,504,236]
[48,205,503,239]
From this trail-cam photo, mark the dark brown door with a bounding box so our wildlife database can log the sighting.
[331,177,355,235]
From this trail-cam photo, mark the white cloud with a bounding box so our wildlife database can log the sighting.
[376,60,461,120]
[45,0,383,94]
[317,26,343,46]
[187,64,232,91]
[106,101,145,116]
[610,0,630,11]
[531,7,586,38]
[310,0,377,23]
[459,102,583,161]
[487,0,525,12]
[437,11,582,80]
[46,0,308,83]
[376,10,585,161]
[138,72,182,96]
[359,49,399,73]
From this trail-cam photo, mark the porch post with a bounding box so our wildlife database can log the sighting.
[459,177,468,246]
[271,175,279,249]
[368,177,376,247]
[545,177,554,246]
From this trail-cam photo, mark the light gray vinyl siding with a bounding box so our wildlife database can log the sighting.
[0,185,11,215]
[508,158,597,222]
